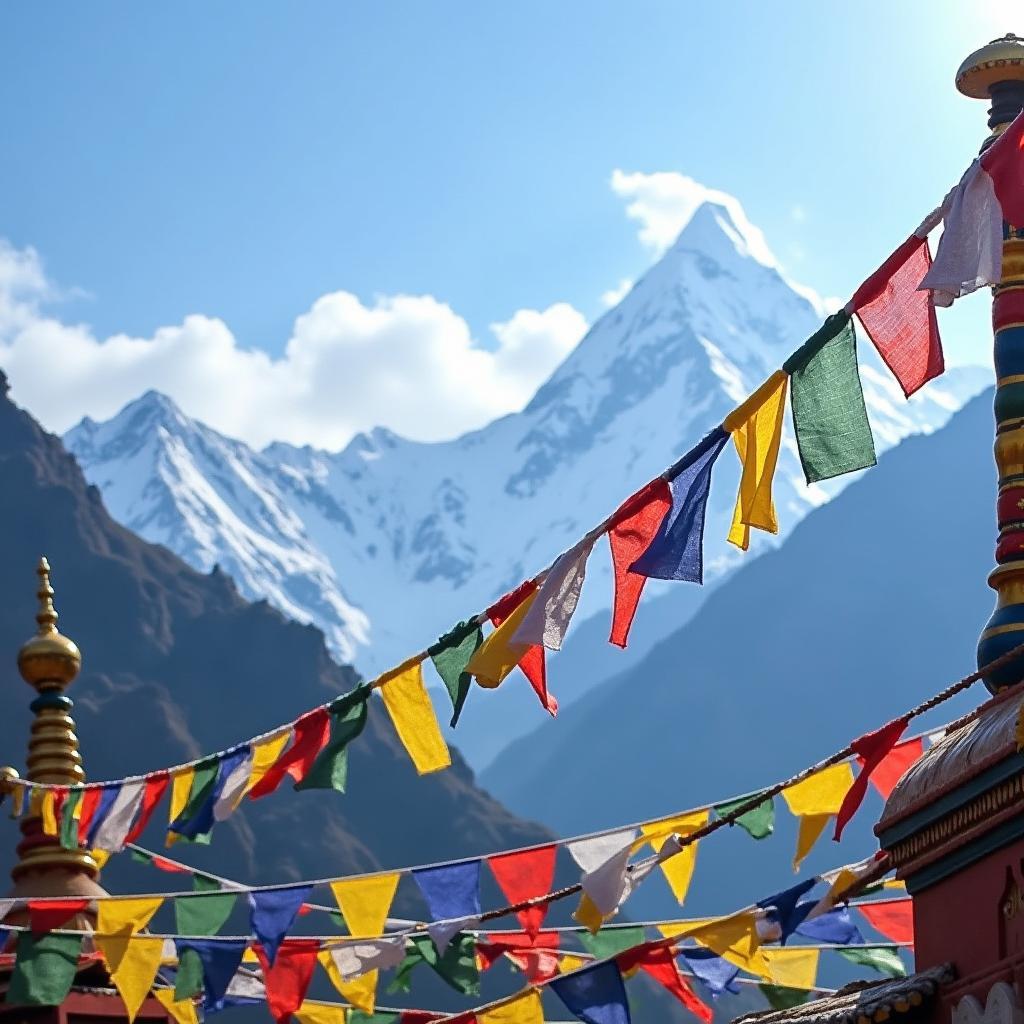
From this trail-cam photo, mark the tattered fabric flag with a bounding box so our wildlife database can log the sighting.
[837,945,907,978]
[724,372,788,550]
[850,235,943,396]
[514,537,598,651]
[834,719,909,840]
[330,872,401,937]
[175,891,237,936]
[378,658,452,775]
[244,731,293,797]
[780,762,855,870]
[479,988,544,1024]
[478,932,561,984]
[920,112,1024,306]
[863,737,924,800]
[97,897,164,940]
[857,899,914,944]
[92,780,146,853]
[124,773,170,844]
[387,933,480,997]
[761,948,819,991]
[487,844,557,938]
[154,988,199,1024]
[713,795,775,841]
[794,906,863,945]
[249,885,313,966]
[784,314,876,484]
[755,879,818,943]
[102,934,164,1023]
[429,622,483,727]
[213,747,252,821]
[567,829,638,925]
[255,939,321,1024]
[429,915,481,956]
[319,949,378,1014]
[550,959,631,1024]
[324,936,409,981]
[640,811,708,905]
[28,898,89,934]
[297,687,371,793]
[296,1002,349,1024]
[6,931,82,1006]
[413,861,481,950]
[632,429,730,583]
[759,986,815,1012]
[481,582,555,715]
[249,709,332,799]
[174,938,247,1007]
[618,944,712,1024]
[607,479,672,648]
[678,947,740,997]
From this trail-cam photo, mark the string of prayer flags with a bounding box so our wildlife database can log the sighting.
[429,622,483,727]
[7,931,82,1006]
[780,763,855,870]
[249,709,331,799]
[678,948,740,997]
[795,907,864,945]
[103,935,165,1023]
[249,885,313,966]
[488,845,557,938]
[175,890,237,936]
[28,898,89,934]
[378,658,451,775]
[514,536,597,651]
[713,795,775,841]
[125,773,170,844]
[388,933,480,997]
[850,235,943,396]
[174,938,248,1007]
[617,944,712,1024]
[834,719,909,840]
[330,873,401,938]
[245,732,293,798]
[837,945,907,979]
[607,479,672,647]
[921,111,1024,306]
[641,811,708,904]
[297,687,371,793]
[724,372,788,550]
[550,959,631,1024]
[413,861,482,950]
[256,939,321,1024]
[863,737,924,799]
[632,429,730,584]
[857,899,914,944]
[759,986,815,1012]
[784,314,876,484]
[478,988,545,1024]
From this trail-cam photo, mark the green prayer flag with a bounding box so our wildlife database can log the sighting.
[7,932,82,1005]
[130,848,153,866]
[388,933,479,996]
[758,985,814,1011]
[174,892,237,936]
[579,927,646,960]
[192,873,220,893]
[836,946,907,978]
[59,789,84,850]
[428,621,483,727]
[350,1014,400,1024]
[787,317,876,484]
[174,948,205,1001]
[296,686,371,792]
[713,795,775,840]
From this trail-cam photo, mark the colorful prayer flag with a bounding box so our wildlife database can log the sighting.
[330,872,400,938]
[478,989,544,1024]
[256,939,321,1024]
[550,959,630,1024]
[28,898,89,934]
[297,688,371,793]
[836,945,907,978]
[857,899,914,944]
[249,709,331,799]
[245,732,293,797]
[780,763,855,870]
[103,935,164,1023]
[514,537,597,651]
[678,948,739,997]
[414,861,481,950]
[794,906,863,945]
[759,986,814,1011]
[567,830,638,924]
[484,582,555,715]
[713,795,775,840]
[618,945,711,1024]
[378,658,451,774]
[863,737,924,799]
[7,931,82,1006]
[124,773,169,844]
[97,897,164,938]
[175,891,237,936]
[761,948,819,990]
[173,938,248,1007]
[487,845,557,938]
[834,719,908,840]
[429,622,483,727]
[92,780,146,853]
[388,933,480,997]
[641,811,707,905]
[249,885,313,966]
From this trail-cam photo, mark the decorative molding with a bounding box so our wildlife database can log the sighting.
[953,982,1024,1024]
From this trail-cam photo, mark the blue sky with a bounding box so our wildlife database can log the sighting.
[0,1,1014,447]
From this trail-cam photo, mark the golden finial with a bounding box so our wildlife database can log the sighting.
[17,557,81,693]
[957,33,1024,99]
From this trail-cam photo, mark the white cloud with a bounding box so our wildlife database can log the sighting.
[0,243,588,450]
[600,278,633,308]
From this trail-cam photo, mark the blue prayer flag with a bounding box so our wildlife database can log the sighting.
[248,885,312,965]
[795,906,864,945]
[174,748,249,841]
[630,428,729,582]
[678,947,739,997]
[412,861,481,923]
[174,938,248,1006]
[757,878,819,942]
[550,960,631,1024]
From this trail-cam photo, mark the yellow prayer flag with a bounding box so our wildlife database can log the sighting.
[98,897,164,938]
[684,911,769,976]
[99,935,164,1023]
[155,989,199,1024]
[792,815,831,872]
[319,950,378,1014]
[242,947,260,964]
[655,919,702,939]
[41,790,58,836]
[725,371,788,550]
[573,892,605,934]
[641,811,708,905]
[560,954,588,974]
[330,873,400,938]
[168,768,195,828]
[781,762,855,871]
[466,592,539,688]
[245,730,293,796]
[296,1003,348,1024]
[377,658,450,775]
[762,948,820,990]
[479,989,545,1024]
[91,848,112,869]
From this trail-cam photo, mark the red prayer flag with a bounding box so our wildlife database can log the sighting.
[479,931,561,983]
[28,899,89,934]
[249,708,331,799]
[862,736,924,799]
[487,845,557,937]
[255,939,320,1024]
[981,111,1024,226]
[401,1014,445,1024]
[850,236,943,398]
[858,899,914,945]
[834,718,908,841]
[607,479,672,648]
[76,788,103,845]
[51,787,69,831]
[488,583,557,715]
[150,855,190,874]
[618,944,712,1023]
[124,773,170,845]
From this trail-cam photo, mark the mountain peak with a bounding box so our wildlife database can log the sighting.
[670,197,778,270]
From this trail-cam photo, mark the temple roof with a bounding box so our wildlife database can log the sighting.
[732,964,954,1024]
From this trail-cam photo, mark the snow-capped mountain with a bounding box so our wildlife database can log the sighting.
[65,199,989,738]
